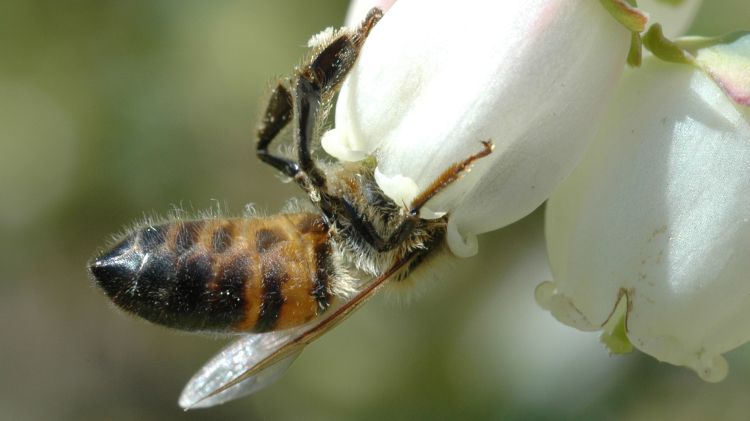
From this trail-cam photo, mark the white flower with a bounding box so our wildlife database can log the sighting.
[324,0,631,256]
[336,0,750,382]
[538,35,750,382]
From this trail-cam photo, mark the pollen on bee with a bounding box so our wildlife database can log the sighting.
[307,26,337,48]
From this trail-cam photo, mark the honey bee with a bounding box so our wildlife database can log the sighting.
[89,7,493,409]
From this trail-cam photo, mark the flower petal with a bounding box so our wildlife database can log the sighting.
[638,0,702,37]
[326,0,631,255]
[694,33,750,105]
[543,56,750,382]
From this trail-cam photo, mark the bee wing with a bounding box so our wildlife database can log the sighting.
[179,330,305,409]
[178,253,415,409]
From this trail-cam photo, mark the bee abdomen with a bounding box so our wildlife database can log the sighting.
[89,213,335,333]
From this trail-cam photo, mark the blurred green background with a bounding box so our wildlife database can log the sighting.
[2,1,750,420]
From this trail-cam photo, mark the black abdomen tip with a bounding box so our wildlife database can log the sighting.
[89,235,141,300]
[90,222,248,332]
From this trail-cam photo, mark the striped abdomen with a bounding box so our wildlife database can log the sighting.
[88,213,336,333]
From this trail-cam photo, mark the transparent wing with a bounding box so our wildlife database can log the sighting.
[179,330,305,409]
[179,254,413,409]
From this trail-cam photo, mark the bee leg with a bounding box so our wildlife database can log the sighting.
[340,142,494,252]
[256,84,300,178]
[353,7,383,45]
[338,198,418,252]
[294,8,383,189]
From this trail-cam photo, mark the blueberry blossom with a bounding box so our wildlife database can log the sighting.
[538,33,750,382]
[335,1,750,382]
[323,0,632,256]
